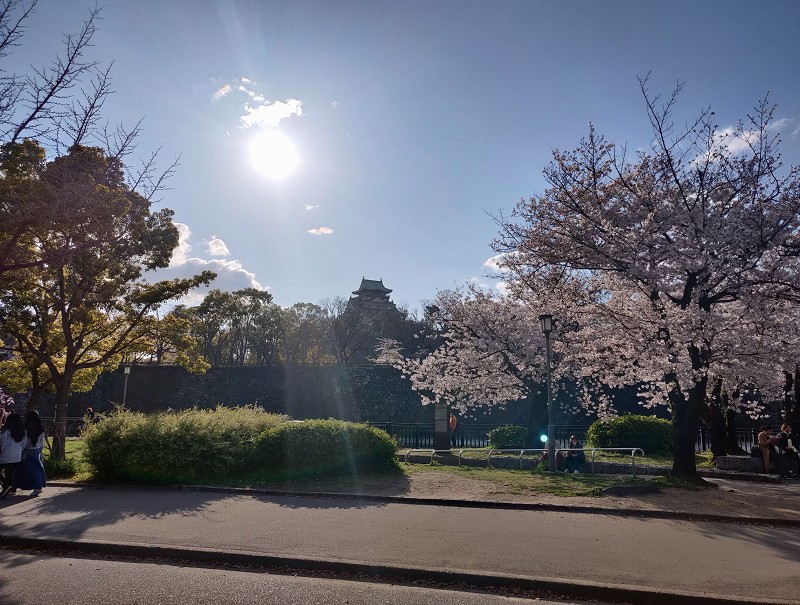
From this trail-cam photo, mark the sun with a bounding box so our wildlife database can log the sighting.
[249,129,300,179]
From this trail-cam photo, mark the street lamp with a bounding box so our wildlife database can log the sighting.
[539,314,556,472]
[122,365,131,407]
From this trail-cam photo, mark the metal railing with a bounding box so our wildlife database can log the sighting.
[374,422,761,453]
[39,417,86,438]
[403,447,646,477]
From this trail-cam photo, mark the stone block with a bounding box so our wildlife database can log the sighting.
[715,455,764,473]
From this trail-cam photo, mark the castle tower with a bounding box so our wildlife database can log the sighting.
[347,277,400,314]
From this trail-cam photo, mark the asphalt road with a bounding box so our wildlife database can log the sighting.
[0,549,614,605]
[1,486,799,603]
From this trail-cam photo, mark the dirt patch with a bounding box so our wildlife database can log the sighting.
[397,470,800,521]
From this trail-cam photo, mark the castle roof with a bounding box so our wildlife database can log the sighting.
[352,277,392,296]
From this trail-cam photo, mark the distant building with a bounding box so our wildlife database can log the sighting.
[346,277,400,316]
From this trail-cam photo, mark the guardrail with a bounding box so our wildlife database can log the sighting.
[40,417,85,438]
[402,447,646,477]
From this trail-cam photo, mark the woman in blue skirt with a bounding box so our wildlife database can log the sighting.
[13,410,47,496]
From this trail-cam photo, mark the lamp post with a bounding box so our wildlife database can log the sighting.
[122,365,131,407]
[539,314,555,472]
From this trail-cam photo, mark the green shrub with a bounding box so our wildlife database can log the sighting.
[488,425,527,449]
[82,406,289,482]
[257,419,399,477]
[82,408,398,483]
[586,414,672,454]
[44,455,78,478]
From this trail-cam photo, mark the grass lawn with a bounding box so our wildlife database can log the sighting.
[48,437,712,496]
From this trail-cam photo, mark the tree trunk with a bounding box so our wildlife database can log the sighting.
[671,379,704,482]
[789,365,800,429]
[708,379,726,460]
[52,374,72,460]
[725,407,744,454]
[25,375,42,412]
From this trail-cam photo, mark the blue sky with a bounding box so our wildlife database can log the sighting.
[13,0,800,312]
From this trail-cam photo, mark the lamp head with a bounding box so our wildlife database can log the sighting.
[539,314,553,334]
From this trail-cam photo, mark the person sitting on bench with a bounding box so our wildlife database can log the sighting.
[564,435,585,474]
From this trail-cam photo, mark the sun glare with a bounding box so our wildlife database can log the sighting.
[249,130,300,179]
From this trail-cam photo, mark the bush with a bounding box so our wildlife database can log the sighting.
[82,408,398,483]
[586,414,672,454]
[488,425,527,449]
[82,406,289,482]
[44,454,78,478]
[257,419,399,477]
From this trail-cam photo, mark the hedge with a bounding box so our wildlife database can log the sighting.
[82,407,398,483]
[585,414,672,454]
[487,425,527,449]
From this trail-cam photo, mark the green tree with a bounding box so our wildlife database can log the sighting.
[282,302,330,364]
[0,144,214,458]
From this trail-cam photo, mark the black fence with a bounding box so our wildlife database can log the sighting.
[40,417,86,438]
[369,422,762,453]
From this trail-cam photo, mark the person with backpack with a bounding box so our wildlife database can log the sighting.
[0,412,26,499]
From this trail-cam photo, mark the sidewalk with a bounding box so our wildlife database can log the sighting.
[2,478,800,605]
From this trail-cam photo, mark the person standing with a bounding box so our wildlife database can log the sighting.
[0,413,26,499]
[13,410,47,496]
[449,413,458,449]
[757,425,788,478]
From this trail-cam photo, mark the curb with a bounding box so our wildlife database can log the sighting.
[0,534,788,605]
[45,481,800,528]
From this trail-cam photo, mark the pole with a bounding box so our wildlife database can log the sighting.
[545,330,555,472]
[122,365,130,406]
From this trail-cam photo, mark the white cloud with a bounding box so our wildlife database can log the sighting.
[483,252,516,273]
[767,118,792,132]
[715,126,758,155]
[330,100,340,109]
[237,85,265,102]
[169,222,192,267]
[692,126,759,166]
[793,125,800,139]
[467,275,510,298]
[241,98,303,129]
[483,254,506,272]
[211,79,303,129]
[163,223,266,295]
[207,237,230,257]
[305,204,319,211]
[308,227,334,235]
[211,84,232,102]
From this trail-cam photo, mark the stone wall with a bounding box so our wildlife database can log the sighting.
[54,364,435,423]
[22,363,649,427]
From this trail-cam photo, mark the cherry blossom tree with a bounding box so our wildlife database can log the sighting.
[376,285,577,444]
[494,78,800,480]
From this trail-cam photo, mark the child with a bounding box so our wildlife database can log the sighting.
[13,410,47,496]
[0,412,26,499]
